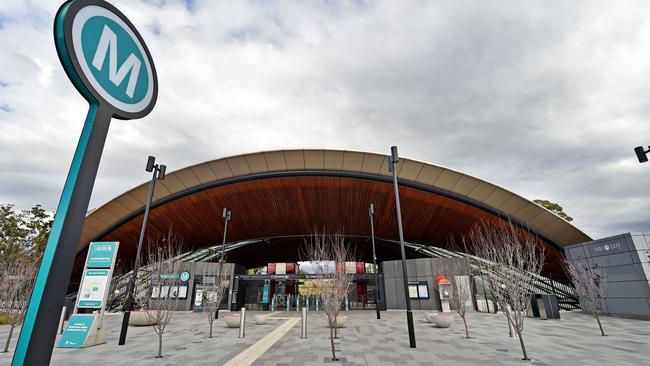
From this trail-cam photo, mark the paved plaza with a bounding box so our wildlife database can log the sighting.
[0,310,648,365]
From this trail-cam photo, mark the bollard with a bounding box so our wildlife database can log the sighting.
[316,297,320,311]
[296,295,300,311]
[345,293,349,312]
[301,307,308,339]
[239,307,246,338]
[271,296,276,312]
[286,294,291,311]
[58,306,67,334]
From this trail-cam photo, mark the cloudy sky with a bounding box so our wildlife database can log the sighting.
[1,0,650,239]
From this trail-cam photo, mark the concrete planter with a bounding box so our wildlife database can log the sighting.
[255,314,269,325]
[225,315,241,328]
[129,310,159,326]
[326,315,347,328]
[432,314,454,328]
[425,312,442,323]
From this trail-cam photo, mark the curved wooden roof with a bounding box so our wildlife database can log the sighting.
[79,149,590,271]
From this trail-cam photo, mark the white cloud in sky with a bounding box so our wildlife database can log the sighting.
[2,0,650,239]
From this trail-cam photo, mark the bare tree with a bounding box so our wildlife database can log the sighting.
[0,258,37,353]
[563,260,607,336]
[143,231,183,358]
[434,258,472,338]
[471,221,545,361]
[302,232,354,362]
[202,262,228,338]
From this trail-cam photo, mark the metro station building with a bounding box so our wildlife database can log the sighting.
[70,149,593,312]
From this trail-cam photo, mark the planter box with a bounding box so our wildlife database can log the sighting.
[129,310,160,326]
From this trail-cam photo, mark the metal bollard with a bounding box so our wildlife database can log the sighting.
[286,294,291,311]
[301,307,307,339]
[58,306,67,334]
[239,308,246,338]
[316,297,320,311]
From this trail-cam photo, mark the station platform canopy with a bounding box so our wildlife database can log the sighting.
[73,149,591,281]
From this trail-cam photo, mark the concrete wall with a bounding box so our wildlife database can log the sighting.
[381,257,470,310]
[565,233,650,318]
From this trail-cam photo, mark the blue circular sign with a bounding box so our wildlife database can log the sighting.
[55,0,157,119]
[180,271,190,282]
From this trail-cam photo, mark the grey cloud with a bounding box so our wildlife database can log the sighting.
[1,0,650,240]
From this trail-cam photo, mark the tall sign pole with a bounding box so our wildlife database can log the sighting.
[13,1,157,364]
[389,146,416,348]
[368,203,381,320]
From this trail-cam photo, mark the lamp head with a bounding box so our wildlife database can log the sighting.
[158,164,166,179]
[634,146,649,163]
[369,203,374,215]
[390,146,399,163]
[145,156,156,172]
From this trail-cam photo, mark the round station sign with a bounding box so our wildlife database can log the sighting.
[54,0,157,119]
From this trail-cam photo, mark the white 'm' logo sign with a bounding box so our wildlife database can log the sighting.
[91,25,141,98]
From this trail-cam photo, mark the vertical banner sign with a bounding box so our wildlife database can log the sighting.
[13,1,156,365]
[58,241,118,348]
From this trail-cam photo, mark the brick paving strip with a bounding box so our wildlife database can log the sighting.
[223,317,300,366]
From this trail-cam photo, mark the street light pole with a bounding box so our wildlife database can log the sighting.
[368,204,381,320]
[118,156,166,345]
[389,146,416,348]
[220,208,232,263]
[216,208,231,320]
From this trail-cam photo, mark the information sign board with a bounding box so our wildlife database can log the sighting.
[57,314,96,348]
[77,269,110,308]
[87,242,118,268]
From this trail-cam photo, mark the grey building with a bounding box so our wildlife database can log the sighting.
[381,257,471,311]
[565,233,650,318]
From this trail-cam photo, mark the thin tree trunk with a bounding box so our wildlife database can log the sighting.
[516,330,529,360]
[596,316,606,336]
[334,315,338,339]
[209,321,213,338]
[157,332,163,358]
[329,323,337,361]
[461,315,470,338]
[506,314,513,337]
[2,323,14,353]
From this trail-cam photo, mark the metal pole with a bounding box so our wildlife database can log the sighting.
[389,146,416,348]
[217,209,230,320]
[301,307,308,339]
[369,204,381,320]
[220,208,231,263]
[239,307,246,338]
[58,306,67,335]
[119,160,159,345]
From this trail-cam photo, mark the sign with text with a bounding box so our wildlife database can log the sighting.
[87,241,118,268]
[77,269,110,308]
[57,314,96,348]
